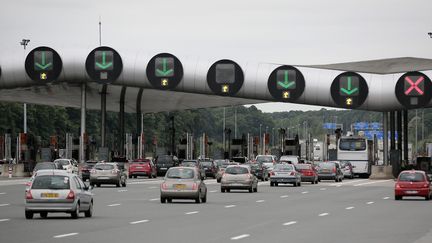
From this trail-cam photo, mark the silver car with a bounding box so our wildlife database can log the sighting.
[221,165,258,193]
[160,167,207,203]
[270,163,302,187]
[25,170,93,219]
[90,162,127,187]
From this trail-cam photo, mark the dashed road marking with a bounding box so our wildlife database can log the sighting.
[130,219,149,225]
[118,189,128,192]
[0,219,10,222]
[231,234,250,240]
[185,211,199,215]
[301,191,309,194]
[148,186,158,189]
[225,205,236,208]
[383,197,390,200]
[210,190,217,193]
[366,201,375,205]
[107,203,121,207]
[354,180,392,187]
[280,195,289,198]
[330,179,364,186]
[346,206,355,210]
[319,213,329,217]
[0,204,10,207]
[53,233,79,238]
[0,192,6,195]
[283,221,297,226]
[256,200,265,203]
[320,188,327,191]
[149,198,159,201]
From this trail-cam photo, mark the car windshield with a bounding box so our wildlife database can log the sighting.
[339,138,366,151]
[95,164,114,170]
[55,160,70,166]
[166,168,194,179]
[157,156,173,164]
[274,164,294,171]
[201,162,213,166]
[225,167,249,175]
[256,156,273,163]
[34,163,56,171]
[296,164,312,170]
[248,164,260,169]
[31,175,70,190]
[318,163,335,169]
[399,172,425,182]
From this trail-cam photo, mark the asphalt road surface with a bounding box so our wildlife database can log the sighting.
[0,177,431,243]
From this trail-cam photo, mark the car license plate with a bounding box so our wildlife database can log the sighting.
[98,176,109,180]
[175,184,186,190]
[406,190,418,194]
[136,166,143,169]
[41,193,59,198]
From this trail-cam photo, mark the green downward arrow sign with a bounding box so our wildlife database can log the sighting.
[95,52,113,70]
[340,76,359,95]
[156,58,174,76]
[277,71,295,89]
[35,52,53,70]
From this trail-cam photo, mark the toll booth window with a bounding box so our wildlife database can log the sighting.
[215,64,235,84]
[155,57,174,77]
[276,70,296,90]
[34,51,53,71]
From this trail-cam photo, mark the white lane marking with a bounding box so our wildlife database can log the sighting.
[53,233,79,238]
[225,205,236,208]
[366,201,375,205]
[301,191,309,194]
[149,198,159,201]
[185,211,199,215]
[354,179,392,187]
[0,204,10,207]
[283,221,297,226]
[107,203,121,207]
[118,189,128,192]
[329,179,364,186]
[148,186,158,189]
[256,200,265,203]
[0,219,10,222]
[335,185,342,187]
[231,234,250,240]
[345,206,355,210]
[383,197,390,200]
[210,190,217,193]
[130,219,149,225]
[0,192,6,195]
[320,188,327,191]
[280,195,289,198]
[318,213,329,217]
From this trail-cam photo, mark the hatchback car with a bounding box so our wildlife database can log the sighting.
[395,170,432,200]
[160,167,207,203]
[221,165,258,193]
[90,163,127,187]
[128,159,157,179]
[54,159,78,174]
[340,160,354,179]
[25,170,93,219]
[296,163,319,184]
[316,162,344,182]
[270,163,302,187]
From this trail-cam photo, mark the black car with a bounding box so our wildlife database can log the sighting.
[199,160,217,178]
[155,155,179,176]
[247,163,269,181]
[79,161,98,181]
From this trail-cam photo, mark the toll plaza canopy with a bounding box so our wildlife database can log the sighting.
[1,46,432,113]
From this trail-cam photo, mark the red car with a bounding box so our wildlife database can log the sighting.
[295,164,319,184]
[128,159,157,179]
[395,170,432,200]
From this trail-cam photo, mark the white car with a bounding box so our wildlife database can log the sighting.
[279,155,300,165]
[54,159,78,174]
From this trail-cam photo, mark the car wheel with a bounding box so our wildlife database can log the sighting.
[122,181,127,187]
[96,184,101,187]
[226,189,230,192]
[160,197,166,203]
[40,212,48,218]
[128,175,132,179]
[85,202,93,218]
[298,181,301,187]
[116,181,121,187]
[270,182,274,187]
[265,177,269,181]
[293,182,297,187]
[425,196,430,201]
[71,203,80,219]
[275,183,279,187]
[195,192,201,203]
[25,211,33,219]
[167,198,172,203]
[90,182,95,187]
[221,187,225,193]
[249,187,253,193]
[217,179,221,183]
[395,195,402,200]
[254,186,258,193]
[201,193,207,203]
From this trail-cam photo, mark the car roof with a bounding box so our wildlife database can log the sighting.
[95,162,117,166]
[400,170,425,174]
[226,165,250,169]
[34,169,71,176]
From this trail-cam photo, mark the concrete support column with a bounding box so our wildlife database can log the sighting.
[100,85,107,147]
[397,111,402,152]
[390,111,395,150]
[136,88,144,159]
[383,112,388,166]
[79,83,86,163]
[403,110,409,162]
[119,87,126,157]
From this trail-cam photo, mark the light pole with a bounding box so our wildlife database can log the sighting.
[259,124,262,154]
[20,39,30,135]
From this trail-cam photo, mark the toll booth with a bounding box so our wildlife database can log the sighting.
[230,136,247,158]
[283,135,300,156]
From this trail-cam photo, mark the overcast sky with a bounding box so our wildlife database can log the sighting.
[1,0,431,112]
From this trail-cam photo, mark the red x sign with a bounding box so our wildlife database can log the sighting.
[404,76,424,95]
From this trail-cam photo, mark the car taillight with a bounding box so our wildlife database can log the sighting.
[90,169,96,174]
[26,190,33,199]
[66,190,75,200]
[161,183,168,190]
[192,183,198,190]
[333,168,336,173]
[270,172,275,176]
[423,183,429,188]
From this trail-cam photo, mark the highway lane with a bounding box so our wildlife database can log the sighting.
[0,178,431,243]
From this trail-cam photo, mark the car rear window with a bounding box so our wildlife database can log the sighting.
[249,164,260,169]
[318,163,335,169]
[201,162,213,166]
[166,168,194,179]
[34,163,56,171]
[256,156,273,163]
[274,164,294,171]
[399,172,425,182]
[225,167,249,174]
[32,175,70,190]
[56,160,70,166]
[95,164,114,170]
[296,164,312,170]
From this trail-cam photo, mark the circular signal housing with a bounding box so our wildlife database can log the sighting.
[146,53,183,90]
[330,72,368,109]
[395,71,432,109]
[207,59,244,96]
[268,65,305,101]
[86,46,123,84]
[25,46,63,82]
